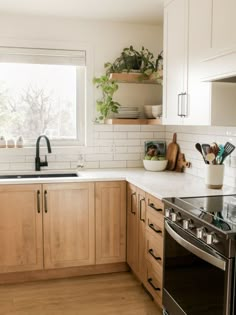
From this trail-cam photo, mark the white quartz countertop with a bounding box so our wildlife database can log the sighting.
[0,168,235,200]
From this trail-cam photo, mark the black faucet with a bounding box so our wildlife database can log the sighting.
[35,135,52,171]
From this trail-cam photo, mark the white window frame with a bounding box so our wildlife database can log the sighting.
[0,40,92,147]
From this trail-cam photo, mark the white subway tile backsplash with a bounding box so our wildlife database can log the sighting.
[114,153,140,161]
[0,123,235,188]
[113,125,140,132]
[100,160,126,168]
[127,160,143,168]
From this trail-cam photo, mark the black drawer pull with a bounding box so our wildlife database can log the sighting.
[148,249,161,261]
[148,278,161,291]
[37,190,40,213]
[149,223,162,234]
[131,192,136,214]
[149,203,163,212]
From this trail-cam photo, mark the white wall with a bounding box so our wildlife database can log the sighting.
[0,14,165,172]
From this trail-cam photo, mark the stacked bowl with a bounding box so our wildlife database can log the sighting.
[144,105,162,118]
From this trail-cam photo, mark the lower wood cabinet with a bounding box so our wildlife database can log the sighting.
[126,183,146,282]
[43,183,95,269]
[95,181,126,264]
[0,184,43,273]
[144,193,164,308]
[0,182,95,273]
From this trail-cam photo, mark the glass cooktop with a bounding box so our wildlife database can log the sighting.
[165,195,236,232]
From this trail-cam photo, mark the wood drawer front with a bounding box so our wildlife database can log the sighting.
[146,231,163,278]
[146,194,164,221]
[145,261,163,307]
[146,209,164,239]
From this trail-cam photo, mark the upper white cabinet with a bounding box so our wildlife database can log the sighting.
[163,0,236,126]
[202,0,236,80]
[163,0,212,125]
[163,0,188,125]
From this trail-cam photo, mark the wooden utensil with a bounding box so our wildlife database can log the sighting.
[205,153,216,165]
[166,133,179,171]
[175,152,191,172]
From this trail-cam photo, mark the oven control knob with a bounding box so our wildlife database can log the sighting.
[196,227,206,239]
[165,208,172,218]
[170,212,182,222]
[206,232,219,245]
[170,212,177,222]
[183,219,194,230]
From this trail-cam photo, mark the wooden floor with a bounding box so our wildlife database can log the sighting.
[0,272,162,315]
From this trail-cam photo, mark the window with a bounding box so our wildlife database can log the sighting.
[0,47,86,144]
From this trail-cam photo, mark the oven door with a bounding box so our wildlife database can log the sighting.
[163,220,235,315]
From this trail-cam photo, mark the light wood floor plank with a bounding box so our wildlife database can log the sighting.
[0,272,162,315]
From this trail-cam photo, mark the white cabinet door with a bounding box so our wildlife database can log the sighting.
[202,0,236,80]
[211,0,236,53]
[183,0,212,125]
[163,0,188,125]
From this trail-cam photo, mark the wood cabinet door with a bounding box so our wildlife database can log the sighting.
[95,181,126,264]
[43,183,95,269]
[127,183,139,275]
[137,187,146,282]
[0,184,43,273]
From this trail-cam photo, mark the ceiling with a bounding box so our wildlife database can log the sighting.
[0,0,164,25]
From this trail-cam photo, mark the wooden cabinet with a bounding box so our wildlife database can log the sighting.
[127,183,139,275]
[0,182,95,273]
[126,183,146,282]
[95,181,126,264]
[43,183,95,269]
[144,193,164,308]
[0,184,43,273]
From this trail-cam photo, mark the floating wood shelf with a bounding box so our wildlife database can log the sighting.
[109,73,159,84]
[104,118,162,125]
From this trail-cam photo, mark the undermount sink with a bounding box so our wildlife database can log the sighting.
[0,173,79,179]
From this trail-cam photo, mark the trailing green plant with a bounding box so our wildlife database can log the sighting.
[93,75,120,122]
[104,46,163,82]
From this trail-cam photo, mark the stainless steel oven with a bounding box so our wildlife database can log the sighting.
[162,195,236,315]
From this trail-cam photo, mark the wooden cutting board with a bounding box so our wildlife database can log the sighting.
[166,133,179,170]
[175,152,191,172]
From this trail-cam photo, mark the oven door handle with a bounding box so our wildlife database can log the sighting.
[165,221,226,271]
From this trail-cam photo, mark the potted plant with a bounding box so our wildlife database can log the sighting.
[104,46,163,84]
[93,75,120,122]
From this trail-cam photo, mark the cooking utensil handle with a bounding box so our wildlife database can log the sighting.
[165,221,226,271]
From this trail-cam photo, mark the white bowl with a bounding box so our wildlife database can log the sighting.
[152,105,162,118]
[144,105,162,118]
[143,159,168,172]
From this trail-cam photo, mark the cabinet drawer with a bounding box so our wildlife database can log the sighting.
[146,208,164,238]
[145,260,163,307]
[146,193,164,221]
[146,231,163,279]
